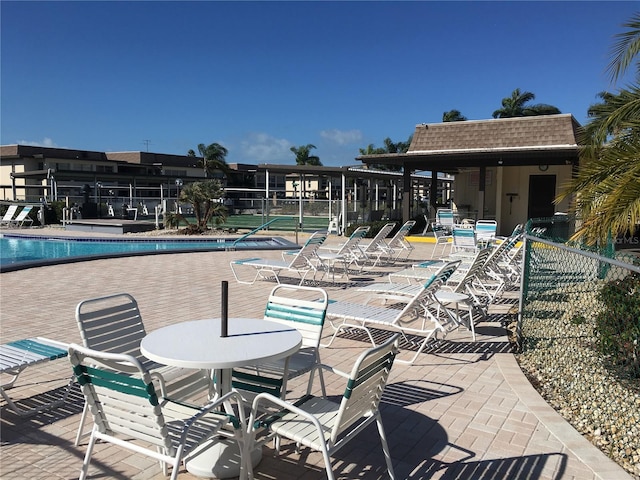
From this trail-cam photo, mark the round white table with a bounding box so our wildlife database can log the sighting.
[141,318,302,479]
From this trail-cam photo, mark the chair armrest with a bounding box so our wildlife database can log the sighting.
[248,392,324,435]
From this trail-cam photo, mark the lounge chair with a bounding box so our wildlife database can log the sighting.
[0,205,19,227]
[0,337,74,416]
[374,219,416,263]
[247,334,399,480]
[74,293,210,446]
[316,226,370,278]
[10,205,34,227]
[358,248,493,341]
[324,260,461,365]
[69,344,249,480]
[230,231,327,285]
[356,221,397,267]
[232,284,329,402]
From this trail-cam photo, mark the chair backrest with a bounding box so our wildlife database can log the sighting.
[452,227,477,251]
[335,226,370,255]
[14,205,33,221]
[331,333,399,443]
[288,231,327,269]
[264,285,328,349]
[394,260,461,319]
[453,247,492,292]
[475,220,497,242]
[75,293,149,369]
[386,220,416,248]
[436,209,455,228]
[2,205,19,221]
[68,344,173,451]
[362,222,396,253]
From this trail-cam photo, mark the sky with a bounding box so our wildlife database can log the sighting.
[1,1,638,167]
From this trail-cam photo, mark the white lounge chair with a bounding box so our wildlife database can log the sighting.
[10,205,34,227]
[316,226,370,278]
[0,337,74,416]
[358,248,494,341]
[374,219,416,263]
[247,334,400,480]
[0,205,19,227]
[324,260,461,365]
[230,231,327,285]
[356,221,397,267]
[69,344,249,480]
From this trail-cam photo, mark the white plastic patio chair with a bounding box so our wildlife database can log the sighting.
[69,344,249,480]
[475,219,497,246]
[232,284,329,401]
[247,334,400,480]
[74,293,210,446]
[436,208,455,234]
[430,222,452,259]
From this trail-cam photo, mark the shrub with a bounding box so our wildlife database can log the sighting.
[595,273,640,377]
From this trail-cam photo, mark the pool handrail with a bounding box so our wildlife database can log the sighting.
[232,217,295,247]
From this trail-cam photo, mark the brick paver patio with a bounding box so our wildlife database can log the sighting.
[0,230,631,479]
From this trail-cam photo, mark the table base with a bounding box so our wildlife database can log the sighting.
[186,438,262,479]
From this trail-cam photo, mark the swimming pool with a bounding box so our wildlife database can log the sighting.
[0,234,299,272]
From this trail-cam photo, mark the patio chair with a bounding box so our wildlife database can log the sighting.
[230,231,327,285]
[0,337,74,416]
[475,219,497,246]
[0,205,20,227]
[323,260,461,365]
[232,284,329,401]
[436,208,455,234]
[374,219,416,263]
[74,293,210,446]
[247,333,400,480]
[356,221,396,267]
[357,248,493,341]
[10,205,34,227]
[430,223,452,259]
[69,344,248,480]
[316,226,370,279]
[450,226,478,258]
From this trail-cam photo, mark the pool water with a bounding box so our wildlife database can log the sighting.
[0,234,297,271]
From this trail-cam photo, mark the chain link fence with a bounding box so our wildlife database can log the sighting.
[516,218,640,476]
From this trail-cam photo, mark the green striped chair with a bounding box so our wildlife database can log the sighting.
[247,333,400,480]
[69,344,248,480]
[232,284,329,401]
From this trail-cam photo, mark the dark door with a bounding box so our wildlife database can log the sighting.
[528,175,556,219]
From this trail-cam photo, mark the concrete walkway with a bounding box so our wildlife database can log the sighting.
[0,230,632,479]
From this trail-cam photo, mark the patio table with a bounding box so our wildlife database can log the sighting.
[141,317,302,479]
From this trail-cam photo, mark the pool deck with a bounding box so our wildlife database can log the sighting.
[0,228,633,479]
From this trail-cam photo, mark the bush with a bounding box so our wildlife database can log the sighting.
[595,273,640,377]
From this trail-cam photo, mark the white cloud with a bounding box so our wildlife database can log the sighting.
[319,129,362,146]
[239,132,292,163]
[17,137,60,148]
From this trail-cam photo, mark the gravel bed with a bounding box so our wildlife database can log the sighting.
[514,282,640,478]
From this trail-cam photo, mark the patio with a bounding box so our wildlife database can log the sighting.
[0,236,631,479]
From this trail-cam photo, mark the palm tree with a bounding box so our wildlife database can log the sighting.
[187,143,229,177]
[290,144,322,166]
[170,180,227,234]
[557,12,640,245]
[492,88,561,118]
[443,110,468,122]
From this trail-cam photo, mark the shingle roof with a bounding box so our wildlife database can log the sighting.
[408,114,581,153]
